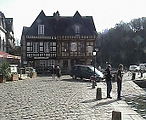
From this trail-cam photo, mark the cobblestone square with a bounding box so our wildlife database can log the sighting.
[0,75,145,120]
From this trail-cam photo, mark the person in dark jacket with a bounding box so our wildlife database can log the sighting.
[105,64,112,98]
[117,64,123,100]
[56,65,61,80]
[51,65,56,80]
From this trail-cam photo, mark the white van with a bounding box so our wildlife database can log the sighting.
[129,65,140,71]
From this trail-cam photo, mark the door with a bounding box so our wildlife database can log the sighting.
[34,60,46,74]
[34,60,55,74]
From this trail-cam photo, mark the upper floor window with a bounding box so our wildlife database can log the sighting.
[38,25,44,35]
[74,25,80,34]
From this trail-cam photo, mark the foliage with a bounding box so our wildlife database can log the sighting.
[98,17,146,68]
[0,61,11,80]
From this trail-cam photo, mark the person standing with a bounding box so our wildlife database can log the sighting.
[117,64,123,100]
[56,65,61,80]
[105,64,112,98]
[51,65,55,80]
[140,69,143,78]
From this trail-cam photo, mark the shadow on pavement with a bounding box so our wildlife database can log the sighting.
[91,99,118,108]
[81,99,97,103]
[61,78,91,83]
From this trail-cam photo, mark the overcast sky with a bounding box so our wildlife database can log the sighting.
[1,0,146,40]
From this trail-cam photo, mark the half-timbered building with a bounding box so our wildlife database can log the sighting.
[0,11,15,53]
[21,10,97,74]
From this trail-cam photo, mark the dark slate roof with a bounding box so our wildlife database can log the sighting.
[22,10,97,36]
[0,12,14,33]
[22,26,29,35]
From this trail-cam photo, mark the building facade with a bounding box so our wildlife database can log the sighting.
[0,11,15,53]
[21,10,97,74]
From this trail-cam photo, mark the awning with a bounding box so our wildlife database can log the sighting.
[0,51,21,59]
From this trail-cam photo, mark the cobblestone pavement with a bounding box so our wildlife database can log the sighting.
[0,74,145,120]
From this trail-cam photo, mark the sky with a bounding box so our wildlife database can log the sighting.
[1,0,146,43]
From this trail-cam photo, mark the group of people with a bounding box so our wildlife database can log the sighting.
[104,64,123,100]
[51,65,61,80]
[51,63,123,99]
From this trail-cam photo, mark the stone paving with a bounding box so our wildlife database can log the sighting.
[0,74,145,120]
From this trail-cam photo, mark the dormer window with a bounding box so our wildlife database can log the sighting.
[38,25,44,35]
[75,25,80,34]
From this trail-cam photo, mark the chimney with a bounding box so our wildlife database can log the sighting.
[53,11,60,17]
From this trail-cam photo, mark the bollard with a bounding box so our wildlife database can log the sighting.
[112,111,121,120]
[20,69,22,80]
[96,88,102,100]
[92,80,95,89]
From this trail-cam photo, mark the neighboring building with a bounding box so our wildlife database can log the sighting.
[0,11,15,54]
[21,10,97,74]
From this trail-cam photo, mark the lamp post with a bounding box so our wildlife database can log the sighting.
[93,50,96,76]
[92,49,97,88]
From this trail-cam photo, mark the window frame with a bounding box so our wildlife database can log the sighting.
[38,25,44,35]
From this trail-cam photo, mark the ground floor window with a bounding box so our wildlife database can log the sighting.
[33,59,55,74]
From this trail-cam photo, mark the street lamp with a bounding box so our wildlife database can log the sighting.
[93,49,96,75]
[93,48,99,75]
[92,49,97,88]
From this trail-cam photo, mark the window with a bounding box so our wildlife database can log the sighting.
[53,47,56,51]
[50,42,56,57]
[71,42,77,52]
[27,47,31,51]
[61,42,69,56]
[39,42,44,52]
[33,42,38,52]
[38,25,44,35]
[26,42,32,52]
[39,47,43,52]
[27,42,30,46]
[53,42,56,46]
[87,42,93,46]
[44,42,50,53]
[78,42,85,56]
[86,42,94,56]
[40,42,43,46]
[75,25,80,34]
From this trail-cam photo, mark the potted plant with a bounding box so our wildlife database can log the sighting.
[0,61,11,83]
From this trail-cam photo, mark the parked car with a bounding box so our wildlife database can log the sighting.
[70,65,104,81]
[129,65,140,72]
[139,63,146,71]
[25,67,36,73]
